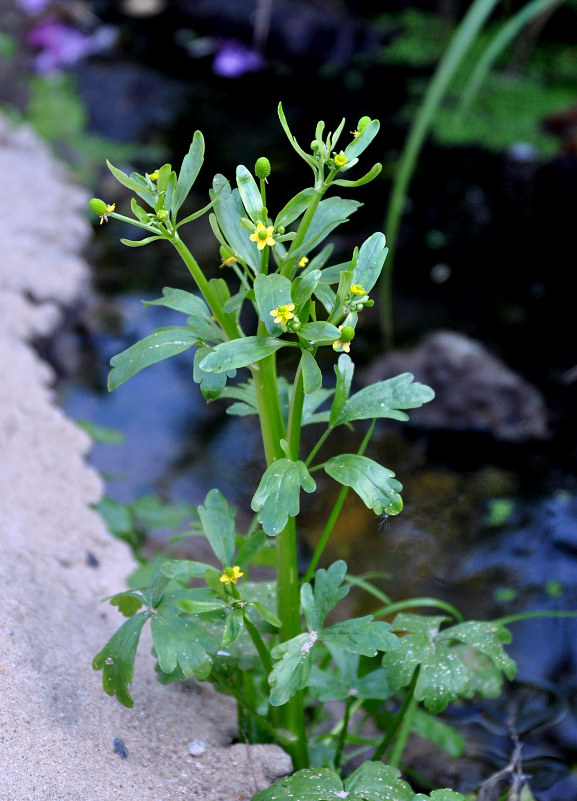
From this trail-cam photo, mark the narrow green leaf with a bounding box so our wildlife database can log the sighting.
[412,709,466,758]
[274,188,315,229]
[292,269,321,313]
[120,235,163,248]
[329,353,354,426]
[159,559,216,580]
[352,231,388,293]
[222,608,244,646]
[236,164,264,223]
[300,350,322,395]
[254,273,293,335]
[199,336,287,374]
[211,174,260,273]
[171,131,204,217]
[324,454,403,516]
[108,327,198,391]
[333,162,382,188]
[290,197,362,260]
[250,600,281,628]
[251,459,316,536]
[107,159,153,202]
[197,489,236,567]
[131,197,149,222]
[92,612,149,708]
[335,372,435,425]
[177,598,227,614]
[235,528,267,569]
[145,288,225,343]
[344,119,380,159]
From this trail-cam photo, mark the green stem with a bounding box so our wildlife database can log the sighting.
[334,695,353,771]
[373,597,464,623]
[372,666,420,764]
[304,425,333,468]
[286,358,305,459]
[171,235,239,340]
[243,613,273,675]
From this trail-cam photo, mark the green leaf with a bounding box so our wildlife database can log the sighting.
[251,459,316,536]
[76,421,124,444]
[352,231,389,293]
[292,269,321,314]
[268,632,317,706]
[324,454,403,516]
[159,559,217,580]
[177,598,227,614]
[412,708,466,758]
[106,160,154,206]
[235,528,267,569]
[413,792,468,801]
[333,162,383,188]
[313,283,336,314]
[199,336,287,374]
[450,644,504,698]
[253,762,415,801]
[250,600,281,628]
[108,328,199,391]
[198,489,236,567]
[335,372,435,425]
[193,347,229,400]
[236,164,264,223]
[109,591,145,617]
[301,560,349,631]
[329,353,355,425]
[323,617,399,656]
[211,174,260,273]
[120,235,163,248]
[171,131,204,217]
[222,607,244,646]
[383,614,468,713]
[440,620,516,680]
[275,188,315,229]
[277,102,317,170]
[254,273,293,335]
[300,350,322,394]
[145,288,224,343]
[308,650,393,702]
[344,119,380,159]
[291,197,362,260]
[131,197,149,222]
[298,321,341,346]
[150,596,218,679]
[93,612,149,707]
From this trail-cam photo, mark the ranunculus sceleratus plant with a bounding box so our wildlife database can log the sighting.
[91,104,518,801]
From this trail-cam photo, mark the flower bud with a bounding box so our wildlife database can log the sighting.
[339,325,355,343]
[89,198,108,215]
[255,157,271,179]
[276,225,285,235]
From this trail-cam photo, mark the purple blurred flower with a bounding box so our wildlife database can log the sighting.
[16,0,50,13]
[212,39,264,78]
[28,20,99,72]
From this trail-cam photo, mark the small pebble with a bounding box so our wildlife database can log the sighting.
[113,737,128,758]
[187,739,206,756]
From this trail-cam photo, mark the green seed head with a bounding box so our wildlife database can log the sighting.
[255,157,271,179]
[89,198,108,216]
[339,325,355,343]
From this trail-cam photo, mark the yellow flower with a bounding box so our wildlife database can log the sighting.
[299,256,309,268]
[332,325,354,353]
[270,303,295,325]
[351,130,360,138]
[333,338,350,353]
[250,222,276,250]
[219,566,244,585]
[334,153,347,167]
[99,203,115,225]
[149,171,159,180]
[350,284,366,296]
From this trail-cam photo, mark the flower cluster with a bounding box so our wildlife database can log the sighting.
[343,283,373,314]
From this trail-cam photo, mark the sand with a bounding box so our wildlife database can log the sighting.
[0,114,291,801]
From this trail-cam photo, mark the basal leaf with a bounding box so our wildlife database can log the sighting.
[108,328,199,391]
[251,459,316,536]
[335,372,436,425]
[92,612,149,708]
[197,488,236,567]
[150,597,218,680]
[199,336,287,374]
[171,130,204,217]
[324,454,403,516]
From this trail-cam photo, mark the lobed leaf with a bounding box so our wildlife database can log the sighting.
[251,459,316,536]
[92,612,149,708]
[323,617,399,657]
[324,454,403,516]
[151,597,218,680]
[268,633,317,706]
[301,560,349,631]
[334,372,435,425]
[193,347,229,400]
